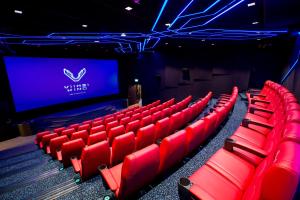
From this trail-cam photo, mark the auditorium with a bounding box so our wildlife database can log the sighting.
[0,1,300,199]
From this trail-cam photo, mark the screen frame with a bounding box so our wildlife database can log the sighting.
[2,56,122,118]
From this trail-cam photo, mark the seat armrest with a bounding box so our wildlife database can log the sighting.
[249,94,266,98]
[242,118,273,129]
[224,138,267,158]
[98,165,119,191]
[249,107,273,114]
[71,157,81,173]
[250,99,270,105]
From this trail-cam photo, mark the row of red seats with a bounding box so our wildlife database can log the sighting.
[39,96,191,165]
[99,89,237,199]
[178,81,300,200]
[35,98,176,153]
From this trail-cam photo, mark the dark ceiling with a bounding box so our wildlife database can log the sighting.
[0,0,299,53]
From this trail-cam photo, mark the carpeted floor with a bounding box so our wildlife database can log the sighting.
[0,98,247,200]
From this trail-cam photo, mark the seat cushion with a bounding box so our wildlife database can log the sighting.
[232,127,267,148]
[189,165,243,200]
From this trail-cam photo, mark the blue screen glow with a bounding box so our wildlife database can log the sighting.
[4,56,119,112]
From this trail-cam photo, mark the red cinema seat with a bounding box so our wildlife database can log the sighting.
[78,124,91,132]
[181,108,192,125]
[71,130,89,144]
[93,117,103,121]
[170,105,177,115]
[140,115,152,127]
[82,120,92,125]
[87,131,107,146]
[90,125,105,135]
[282,122,300,143]
[40,133,58,152]
[60,138,85,167]
[159,130,187,174]
[161,108,171,118]
[116,114,125,121]
[135,124,155,150]
[156,105,163,111]
[125,111,133,118]
[154,117,170,141]
[49,135,69,159]
[100,144,160,199]
[119,116,131,126]
[185,119,206,154]
[142,110,150,118]
[53,127,66,135]
[169,112,184,133]
[106,121,119,132]
[150,107,158,114]
[152,111,162,123]
[108,125,125,146]
[104,116,115,125]
[69,123,80,131]
[125,120,140,134]
[61,128,75,138]
[71,141,110,180]
[203,112,218,138]
[92,120,103,127]
[131,113,142,121]
[111,132,135,166]
[35,130,51,145]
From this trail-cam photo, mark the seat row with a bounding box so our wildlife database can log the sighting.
[62,93,211,180]
[178,81,300,200]
[100,88,237,199]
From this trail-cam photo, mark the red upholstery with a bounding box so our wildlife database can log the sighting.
[70,130,89,144]
[69,123,80,131]
[159,130,187,174]
[142,110,150,117]
[282,122,300,143]
[100,144,160,198]
[152,111,162,123]
[72,141,110,180]
[61,128,75,138]
[61,138,85,167]
[161,108,171,118]
[82,120,92,125]
[49,135,69,159]
[108,125,125,146]
[119,116,131,126]
[90,125,105,135]
[106,120,119,132]
[104,116,115,125]
[181,108,192,125]
[150,107,158,114]
[131,113,141,121]
[111,132,135,166]
[78,124,91,132]
[185,119,206,154]
[87,131,107,146]
[116,114,125,121]
[154,117,170,141]
[92,120,103,127]
[125,120,140,134]
[40,133,58,152]
[35,130,51,145]
[140,115,152,127]
[53,127,65,135]
[169,112,184,133]
[135,124,155,150]
[125,111,133,117]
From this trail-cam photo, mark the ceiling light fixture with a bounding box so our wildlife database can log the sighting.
[257,38,261,40]
[121,33,126,37]
[82,24,88,28]
[14,10,23,14]
[165,42,168,45]
[178,45,182,48]
[211,43,215,46]
[247,2,255,7]
[94,40,100,43]
[252,21,259,25]
[125,6,133,11]
[189,32,192,34]
[202,39,205,42]
[165,23,171,27]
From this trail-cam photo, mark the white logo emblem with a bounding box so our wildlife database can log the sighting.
[63,68,86,82]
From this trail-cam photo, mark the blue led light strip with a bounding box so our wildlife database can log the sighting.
[169,0,194,29]
[281,50,300,83]
[151,0,169,31]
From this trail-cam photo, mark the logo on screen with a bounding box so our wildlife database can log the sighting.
[63,68,86,82]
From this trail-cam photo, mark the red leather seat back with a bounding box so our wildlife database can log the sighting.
[116,114,125,121]
[71,130,89,144]
[108,125,125,146]
[104,116,115,125]
[41,133,58,150]
[152,111,162,123]
[118,144,160,198]
[61,138,85,167]
[80,140,111,180]
[125,111,133,118]
[185,119,206,154]
[120,116,131,126]
[82,120,92,125]
[154,117,170,141]
[161,108,171,118]
[53,127,65,135]
[78,124,91,132]
[150,107,158,114]
[106,120,119,132]
[282,122,300,143]
[142,110,150,118]
[135,124,155,150]
[92,120,103,127]
[182,108,192,125]
[68,123,80,131]
[159,130,187,174]
[125,120,140,134]
[140,115,152,127]
[49,135,69,159]
[169,112,184,133]
[131,113,141,121]
[61,128,75,138]
[156,105,163,111]
[203,112,217,137]
[87,131,107,145]
[111,132,135,166]
[90,125,105,135]
[35,130,51,145]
